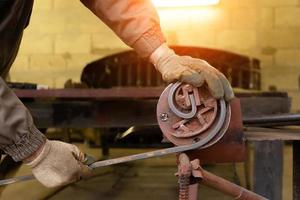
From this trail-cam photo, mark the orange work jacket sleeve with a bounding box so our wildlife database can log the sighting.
[80,0,166,57]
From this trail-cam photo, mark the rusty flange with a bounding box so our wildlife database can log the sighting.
[157,82,231,147]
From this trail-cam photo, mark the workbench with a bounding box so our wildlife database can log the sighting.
[14,88,298,200]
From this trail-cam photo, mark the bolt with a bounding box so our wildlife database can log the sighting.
[193,138,200,143]
[160,113,169,122]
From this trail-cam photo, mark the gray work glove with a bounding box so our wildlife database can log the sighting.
[150,43,234,101]
[25,140,92,188]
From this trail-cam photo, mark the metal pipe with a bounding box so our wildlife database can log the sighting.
[243,113,300,127]
[201,168,268,200]
[188,183,199,200]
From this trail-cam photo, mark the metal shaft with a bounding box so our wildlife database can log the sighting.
[243,113,300,127]
[201,168,268,200]
[0,131,225,186]
[0,174,34,186]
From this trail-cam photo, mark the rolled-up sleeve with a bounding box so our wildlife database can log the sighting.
[0,77,46,161]
[80,0,166,57]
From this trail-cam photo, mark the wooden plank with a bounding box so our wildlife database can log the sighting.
[293,141,300,200]
[253,140,283,200]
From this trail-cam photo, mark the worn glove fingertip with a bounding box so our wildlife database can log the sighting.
[215,72,234,102]
[223,84,235,101]
[211,91,223,100]
[208,82,224,100]
[224,90,235,101]
[209,84,225,100]
[181,73,204,87]
[162,74,176,83]
[224,83,235,101]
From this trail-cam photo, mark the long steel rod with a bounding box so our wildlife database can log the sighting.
[243,113,300,126]
[0,175,34,186]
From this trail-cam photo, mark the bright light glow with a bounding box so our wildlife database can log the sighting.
[152,0,220,8]
[158,8,219,31]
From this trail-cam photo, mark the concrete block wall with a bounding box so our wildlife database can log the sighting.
[10,0,129,88]
[10,0,300,110]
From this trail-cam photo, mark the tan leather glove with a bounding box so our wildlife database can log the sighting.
[150,43,234,101]
[25,140,92,188]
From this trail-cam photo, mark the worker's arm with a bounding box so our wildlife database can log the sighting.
[80,0,234,100]
[0,77,46,161]
[80,0,165,58]
[0,78,90,187]
[0,0,90,188]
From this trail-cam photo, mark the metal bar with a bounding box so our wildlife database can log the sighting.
[0,174,34,185]
[243,113,300,126]
[188,184,198,200]
[201,168,268,200]
[89,134,216,169]
[244,127,300,141]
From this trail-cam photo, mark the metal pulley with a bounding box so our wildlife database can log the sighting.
[157,82,231,148]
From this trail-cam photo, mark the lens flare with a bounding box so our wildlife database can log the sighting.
[152,0,220,8]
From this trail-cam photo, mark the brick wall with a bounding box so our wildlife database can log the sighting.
[10,0,300,110]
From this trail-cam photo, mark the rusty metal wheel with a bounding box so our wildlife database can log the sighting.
[157,82,231,148]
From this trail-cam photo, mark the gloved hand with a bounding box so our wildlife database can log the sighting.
[150,43,234,101]
[25,140,92,188]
